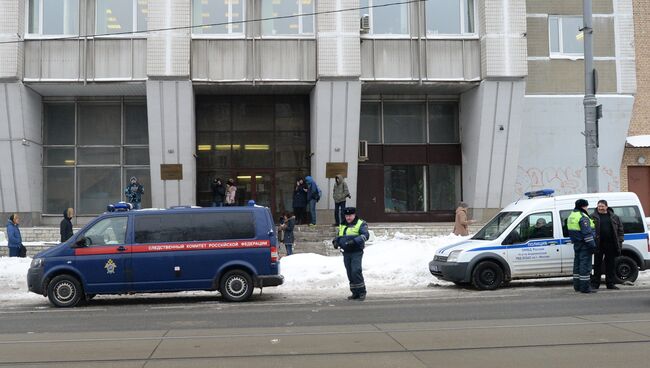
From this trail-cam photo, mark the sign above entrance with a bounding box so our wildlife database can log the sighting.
[160,164,183,180]
[326,162,348,178]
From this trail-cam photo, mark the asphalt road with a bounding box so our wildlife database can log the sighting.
[1,281,650,367]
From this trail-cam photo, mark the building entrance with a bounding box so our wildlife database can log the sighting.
[195,95,310,217]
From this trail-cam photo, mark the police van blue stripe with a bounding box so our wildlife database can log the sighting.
[466,232,648,253]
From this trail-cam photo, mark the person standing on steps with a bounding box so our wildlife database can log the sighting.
[305,176,321,226]
[332,174,351,227]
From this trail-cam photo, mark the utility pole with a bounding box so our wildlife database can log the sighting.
[583,0,600,193]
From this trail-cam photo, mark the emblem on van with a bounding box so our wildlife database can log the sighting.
[104,259,117,274]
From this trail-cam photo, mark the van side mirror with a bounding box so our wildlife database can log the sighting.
[74,236,88,248]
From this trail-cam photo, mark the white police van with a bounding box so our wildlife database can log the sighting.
[429,191,650,290]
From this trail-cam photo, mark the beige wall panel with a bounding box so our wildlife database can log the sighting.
[425,40,464,80]
[527,17,549,57]
[93,40,135,79]
[132,40,147,79]
[207,41,248,80]
[257,40,316,81]
[463,41,482,80]
[526,0,613,15]
[190,40,208,80]
[593,17,615,57]
[361,40,413,80]
[40,41,81,80]
[527,60,616,94]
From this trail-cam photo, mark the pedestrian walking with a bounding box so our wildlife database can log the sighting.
[292,178,308,224]
[6,214,26,258]
[280,212,296,256]
[305,175,321,225]
[60,208,74,242]
[591,200,624,290]
[332,174,351,226]
[211,178,226,207]
[453,202,474,236]
[124,176,144,209]
[225,178,237,206]
[568,199,597,293]
[332,207,369,301]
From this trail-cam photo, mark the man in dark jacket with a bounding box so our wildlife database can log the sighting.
[280,212,296,255]
[332,207,370,301]
[292,178,308,224]
[567,199,597,293]
[125,176,145,209]
[6,214,24,257]
[591,200,624,289]
[211,178,226,207]
[60,208,74,242]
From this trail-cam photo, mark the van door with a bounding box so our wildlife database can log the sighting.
[505,211,561,277]
[74,216,129,294]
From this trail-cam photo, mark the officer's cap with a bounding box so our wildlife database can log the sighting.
[575,199,589,208]
[343,207,356,215]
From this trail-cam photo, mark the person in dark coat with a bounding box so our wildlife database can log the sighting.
[591,200,625,289]
[125,176,145,209]
[292,178,308,224]
[280,212,296,256]
[211,178,226,207]
[6,214,24,257]
[60,208,74,242]
[567,199,597,293]
[332,207,370,301]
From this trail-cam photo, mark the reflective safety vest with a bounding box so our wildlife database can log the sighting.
[338,219,365,237]
[567,211,595,231]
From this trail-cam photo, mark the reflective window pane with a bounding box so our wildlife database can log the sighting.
[361,0,408,35]
[28,0,39,33]
[44,167,74,214]
[136,0,149,32]
[428,103,459,143]
[232,98,273,131]
[426,0,461,34]
[196,101,231,132]
[275,169,309,214]
[465,0,475,33]
[549,17,560,53]
[196,133,231,168]
[192,0,244,35]
[276,132,308,168]
[197,170,230,207]
[124,147,150,165]
[83,217,128,246]
[78,104,121,145]
[428,164,461,210]
[124,168,151,208]
[232,133,273,167]
[384,166,425,212]
[44,148,75,166]
[275,99,306,131]
[562,17,584,54]
[360,102,381,143]
[96,0,134,34]
[383,102,426,144]
[262,0,314,35]
[42,0,79,35]
[124,103,148,145]
[44,104,75,145]
[78,167,121,214]
[77,147,120,165]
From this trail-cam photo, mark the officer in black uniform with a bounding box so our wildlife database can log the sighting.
[332,207,370,301]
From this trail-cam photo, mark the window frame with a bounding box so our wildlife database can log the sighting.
[360,0,411,38]
[191,0,247,39]
[260,0,316,38]
[94,0,149,37]
[25,0,80,38]
[425,0,478,39]
[548,15,584,59]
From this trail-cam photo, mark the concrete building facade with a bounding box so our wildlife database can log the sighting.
[0,0,637,226]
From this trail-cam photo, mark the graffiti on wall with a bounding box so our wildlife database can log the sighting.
[515,166,620,197]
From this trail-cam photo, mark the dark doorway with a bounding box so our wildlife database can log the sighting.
[628,166,650,214]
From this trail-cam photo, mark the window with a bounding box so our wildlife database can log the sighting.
[561,206,646,236]
[193,0,244,35]
[426,0,475,35]
[428,164,461,210]
[549,16,584,57]
[428,103,459,143]
[506,212,554,244]
[360,0,409,36]
[96,0,149,34]
[83,217,128,246]
[384,166,425,212]
[134,213,255,243]
[262,0,314,36]
[383,103,426,144]
[28,0,79,35]
[43,101,151,215]
[360,102,381,144]
[472,212,522,241]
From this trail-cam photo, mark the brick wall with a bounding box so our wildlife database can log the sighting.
[621,1,650,190]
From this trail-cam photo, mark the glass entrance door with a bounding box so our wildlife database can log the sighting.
[235,172,273,208]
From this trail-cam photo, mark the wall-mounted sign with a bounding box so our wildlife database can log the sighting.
[160,164,183,180]
[326,162,348,178]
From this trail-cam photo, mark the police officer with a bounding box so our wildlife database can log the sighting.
[567,199,597,293]
[332,207,369,301]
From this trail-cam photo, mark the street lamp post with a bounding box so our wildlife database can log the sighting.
[583,0,600,193]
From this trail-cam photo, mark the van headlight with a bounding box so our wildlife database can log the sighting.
[447,250,462,263]
[30,258,44,268]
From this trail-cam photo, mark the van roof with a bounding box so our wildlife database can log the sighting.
[106,206,269,216]
[502,192,642,213]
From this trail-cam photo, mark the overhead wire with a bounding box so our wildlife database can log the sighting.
[0,0,426,44]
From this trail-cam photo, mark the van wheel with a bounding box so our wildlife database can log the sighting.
[471,261,504,290]
[220,270,253,302]
[47,275,83,308]
[614,256,639,284]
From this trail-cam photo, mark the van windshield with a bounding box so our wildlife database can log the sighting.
[472,211,522,241]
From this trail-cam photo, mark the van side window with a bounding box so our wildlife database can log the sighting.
[135,212,255,243]
[610,206,644,234]
[83,217,128,246]
[507,212,553,244]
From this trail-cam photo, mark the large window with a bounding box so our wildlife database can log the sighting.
[360,0,409,36]
[28,0,79,35]
[43,101,151,215]
[262,0,314,36]
[360,100,460,144]
[426,0,475,35]
[193,0,245,35]
[96,0,149,34]
[549,16,584,57]
[384,166,425,212]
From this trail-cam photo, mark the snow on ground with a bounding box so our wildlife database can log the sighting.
[2,233,650,307]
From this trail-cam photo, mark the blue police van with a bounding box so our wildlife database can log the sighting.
[27,204,283,307]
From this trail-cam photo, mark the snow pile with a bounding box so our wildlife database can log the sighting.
[0,257,41,304]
